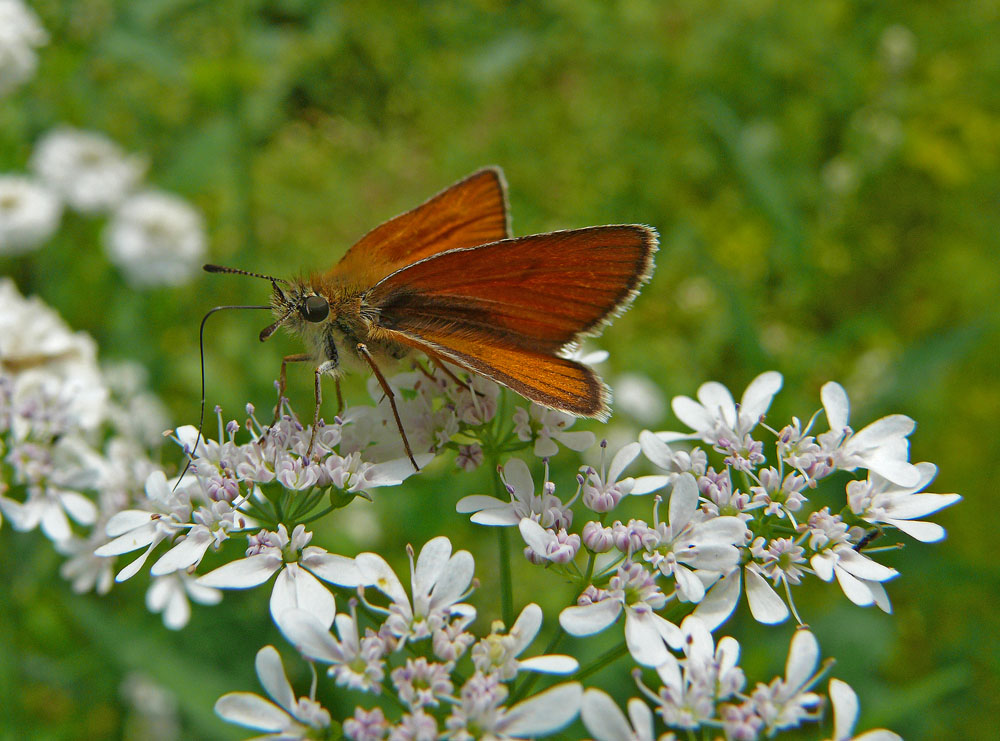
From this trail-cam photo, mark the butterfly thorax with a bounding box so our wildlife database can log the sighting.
[272,276,408,374]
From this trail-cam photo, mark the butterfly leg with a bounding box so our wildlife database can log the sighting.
[306,361,334,457]
[275,353,312,425]
[356,342,420,472]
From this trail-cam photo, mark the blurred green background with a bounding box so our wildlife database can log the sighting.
[2,0,998,738]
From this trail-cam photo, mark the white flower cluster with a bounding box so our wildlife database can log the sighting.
[216,537,584,740]
[2,126,205,287]
[0,0,47,96]
[0,278,163,591]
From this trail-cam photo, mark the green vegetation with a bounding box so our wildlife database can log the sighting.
[2,1,997,738]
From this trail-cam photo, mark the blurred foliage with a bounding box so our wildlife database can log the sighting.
[2,0,998,738]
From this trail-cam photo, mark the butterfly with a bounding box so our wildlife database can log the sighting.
[205,167,657,469]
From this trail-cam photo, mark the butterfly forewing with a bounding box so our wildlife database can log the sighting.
[367,224,657,417]
[326,167,510,289]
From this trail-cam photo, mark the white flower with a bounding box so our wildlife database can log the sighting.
[0,0,47,96]
[105,190,205,286]
[808,509,897,611]
[196,523,365,628]
[215,646,332,740]
[846,462,960,543]
[456,457,571,529]
[0,278,108,432]
[750,629,825,733]
[146,572,222,630]
[445,672,583,740]
[471,603,578,680]
[646,616,745,730]
[0,175,61,253]
[513,404,595,458]
[560,561,682,667]
[663,371,783,445]
[277,605,386,693]
[824,678,902,741]
[694,562,790,630]
[580,441,647,512]
[640,473,747,603]
[94,470,192,581]
[31,127,145,213]
[819,382,920,487]
[580,689,656,741]
[356,536,476,644]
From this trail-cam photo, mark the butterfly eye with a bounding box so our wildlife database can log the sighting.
[301,295,329,322]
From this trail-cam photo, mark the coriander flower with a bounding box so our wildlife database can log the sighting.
[660,371,783,445]
[824,678,902,741]
[470,603,578,680]
[0,175,61,253]
[693,561,792,630]
[846,462,960,543]
[356,536,476,645]
[105,190,206,286]
[749,629,825,733]
[640,473,747,603]
[146,572,222,630]
[513,403,595,458]
[457,457,572,529]
[94,470,192,581]
[818,382,920,487]
[215,646,332,740]
[580,689,657,741]
[639,615,746,731]
[581,440,665,511]
[197,523,366,628]
[807,508,897,611]
[445,672,583,741]
[560,561,682,667]
[0,0,47,96]
[277,604,387,693]
[31,127,145,213]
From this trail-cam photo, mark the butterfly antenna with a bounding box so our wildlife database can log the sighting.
[204,263,291,286]
[173,303,273,491]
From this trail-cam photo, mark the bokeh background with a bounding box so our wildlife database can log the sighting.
[2,1,998,738]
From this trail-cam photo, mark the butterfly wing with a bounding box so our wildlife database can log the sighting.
[326,167,510,289]
[366,225,658,418]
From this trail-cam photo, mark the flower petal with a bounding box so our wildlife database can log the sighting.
[581,689,633,741]
[738,371,782,431]
[821,382,850,431]
[693,568,740,631]
[214,692,292,732]
[518,654,579,674]
[301,549,366,586]
[270,563,336,628]
[784,629,819,693]
[255,646,296,714]
[197,553,282,589]
[745,567,789,624]
[500,682,582,736]
[559,599,622,636]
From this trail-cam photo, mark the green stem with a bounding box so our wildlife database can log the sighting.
[497,527,514,627]
[576,641,629,681]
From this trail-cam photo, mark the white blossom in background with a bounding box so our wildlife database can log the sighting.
[0,0,47,96]
[104,190,206,286]
[0,175,61,254]
[31,128,146,213]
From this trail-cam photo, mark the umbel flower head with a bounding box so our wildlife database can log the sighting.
[0,175,61,254]
[0,0,48,96]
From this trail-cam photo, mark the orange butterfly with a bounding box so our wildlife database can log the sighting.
[206,168,657,468]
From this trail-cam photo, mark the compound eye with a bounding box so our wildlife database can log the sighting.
[301,295,329,322]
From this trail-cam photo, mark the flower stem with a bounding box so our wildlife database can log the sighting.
[576,641,629,681]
